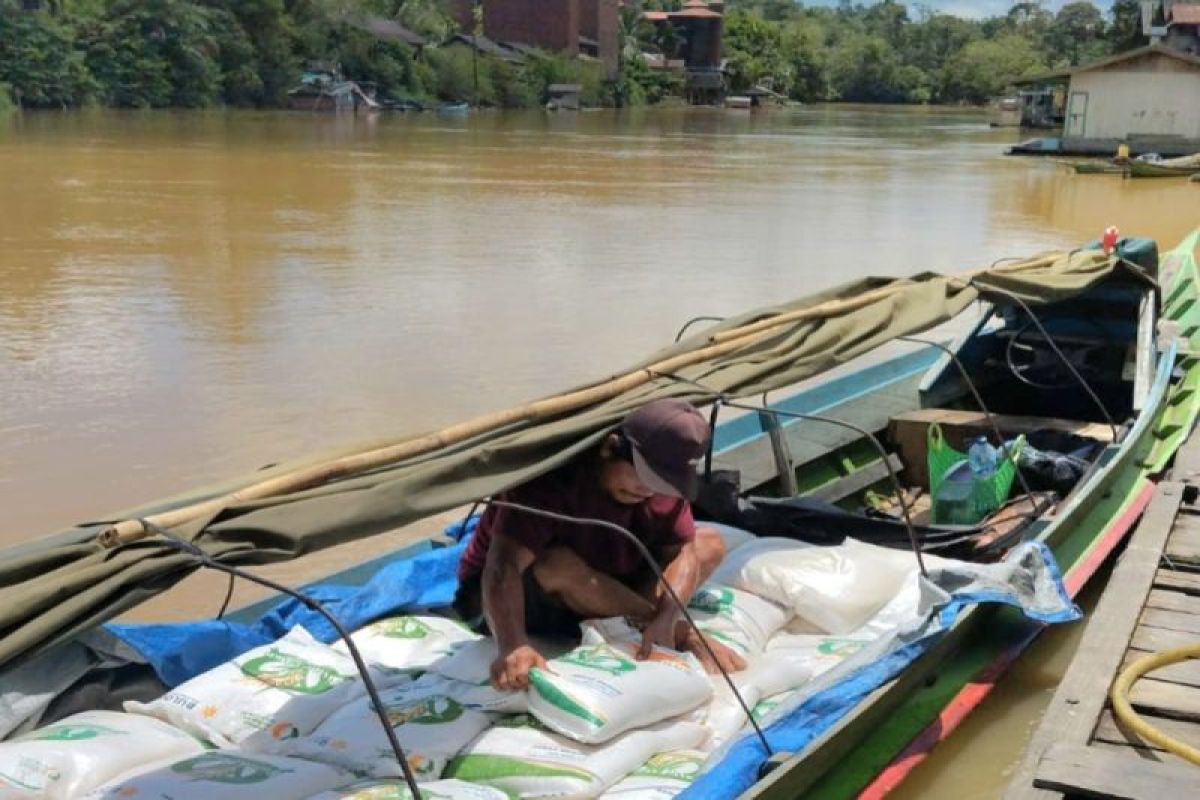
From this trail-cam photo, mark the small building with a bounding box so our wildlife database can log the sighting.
[1146,1,1200,54]
[348,16,426,50]
[641,0,726,104]
[546,83,582,110]
[445,33,524,63]
[1020,45,1200,155]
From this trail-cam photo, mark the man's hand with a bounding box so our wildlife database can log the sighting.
[637,614,677,660]
[490,644,548,692]
[679,627,747,675]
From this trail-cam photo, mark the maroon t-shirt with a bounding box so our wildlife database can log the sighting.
[458,460,696,582]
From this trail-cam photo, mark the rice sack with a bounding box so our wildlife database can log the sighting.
[0,711,206,800]
[334,615,480,681]
[711,538,919,634]
[526,639,710,745]
[428,637,572,714]
[304,778,514,799]
[700,651,811,750]
[598,750,707,799]
[83,751,350,800]
[687,584,790,658]
[266,675,492,781]
[125,626,370,748]
[445,714,706,800]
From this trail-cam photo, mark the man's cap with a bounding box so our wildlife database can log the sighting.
[620,398,711,500]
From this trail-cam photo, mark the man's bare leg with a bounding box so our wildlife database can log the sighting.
[532,547,657,621]
[673,528,747,673]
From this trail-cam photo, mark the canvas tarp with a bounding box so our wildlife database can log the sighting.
[0,248,1128,673]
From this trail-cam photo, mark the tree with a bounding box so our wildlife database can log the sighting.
[1108,0,1146,54]
[941,35,1046,104]
[1047,1,1106,65]
[0,8,93,107]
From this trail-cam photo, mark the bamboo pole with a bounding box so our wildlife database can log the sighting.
[98,250,1098,549]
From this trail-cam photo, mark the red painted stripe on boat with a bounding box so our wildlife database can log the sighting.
[856,480,1156,799]
[1064,481,1155,596]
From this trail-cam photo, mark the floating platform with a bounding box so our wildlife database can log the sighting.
[1004,436,1200,799]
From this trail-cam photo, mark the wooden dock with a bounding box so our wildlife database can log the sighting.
[1004,439,1200,798]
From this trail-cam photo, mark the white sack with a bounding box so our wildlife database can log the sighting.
[700,652,811,750]
[598,750,707,799]
[334,615,480,680]
[305,778,513,799]
[698,522,757,555]
[687,585,790,657]
[712,537,926,634]
[527,636,710,745]
[84,751,350,800]
[428,637,573,714]
[445,714,706,799]
[266,674,493,781]
[0,710,206,800]
[125,626,370,748]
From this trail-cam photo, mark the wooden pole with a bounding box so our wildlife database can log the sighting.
[97,250,1099,548]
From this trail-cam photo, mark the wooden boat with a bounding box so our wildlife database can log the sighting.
[2,232,1199,798]
[1060,160,1125,175]
[1128,155,1200,179]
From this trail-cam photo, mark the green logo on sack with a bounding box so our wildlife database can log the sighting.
[29,723,123,741]
[385,695,464,726]
[689,587,734,616]
[170,753,292,784]
[375,617,433,639]
[634,752,704,782]
[817,638,866,658]
[558,645,635,676]
[494,714,543,730]
[240,649,347,694]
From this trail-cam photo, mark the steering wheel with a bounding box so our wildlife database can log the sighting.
[1004,316,1117,390]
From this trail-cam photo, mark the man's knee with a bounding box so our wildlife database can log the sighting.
[695,527,727,578]
[531,547,593,596]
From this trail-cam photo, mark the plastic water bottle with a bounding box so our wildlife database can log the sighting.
[968,437,998,478]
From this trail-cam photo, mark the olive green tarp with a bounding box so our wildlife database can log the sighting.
[0,249,1127,672]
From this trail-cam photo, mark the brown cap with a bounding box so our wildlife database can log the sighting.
[620,399,711,500]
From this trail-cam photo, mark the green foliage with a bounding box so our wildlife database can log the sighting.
[0,0,1163,111]
[0,8,94,107]
[941,36,1047,105]
[0,81,14,114]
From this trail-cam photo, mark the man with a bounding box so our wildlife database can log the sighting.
[454,398,746,691]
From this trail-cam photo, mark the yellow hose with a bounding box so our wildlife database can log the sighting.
[1110,643,1200,765]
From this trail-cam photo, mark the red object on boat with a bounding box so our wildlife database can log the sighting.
[1103,226,1120,255]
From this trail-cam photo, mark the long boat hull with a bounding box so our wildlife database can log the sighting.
[4,233,1199,799]
[1128,160,1200,178]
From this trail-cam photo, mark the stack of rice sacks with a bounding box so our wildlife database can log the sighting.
[0,528,923,800]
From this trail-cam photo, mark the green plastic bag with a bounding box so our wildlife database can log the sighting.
[928,423,1024,525]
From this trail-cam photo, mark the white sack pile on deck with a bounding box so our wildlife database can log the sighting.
[0,531,1076,800]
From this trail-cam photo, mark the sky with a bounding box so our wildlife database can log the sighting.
[804,1,1107,19]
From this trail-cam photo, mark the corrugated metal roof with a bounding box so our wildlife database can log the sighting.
[673,7,722,18]
[355,16,426,46]
[1171,3,1200,25]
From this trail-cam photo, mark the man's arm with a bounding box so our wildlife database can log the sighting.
[482,532,547,691]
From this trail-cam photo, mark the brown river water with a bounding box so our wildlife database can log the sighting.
[1,105,1197,795]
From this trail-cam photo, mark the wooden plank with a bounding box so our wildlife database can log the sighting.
[1131,624,1199,654]
[1034,741,1200,797]
[1121,650,1200,690]
[1003,483,1185,800]
[760,411,799,497]
[1164,525,1200,564]
[1154,569,1200,596]
[806,454,903,504]
[1095,709,1200,754]
[1144,588,1200,614]
[1087,739,1195,771]
[1138,606,1200,636]
[1129,677,1200,722]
